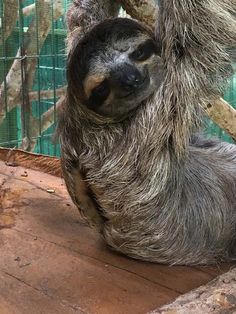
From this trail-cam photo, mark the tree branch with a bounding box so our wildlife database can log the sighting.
[0,0,51,123]
[150,268,236,313]
[28,86,66,102]
[22,4,35,16]
[21,95,65,151]
[40,95,64,134]
[119,0,158,31]
[0,0,64,125]
[66,0,120,52]
[204,98,236,141]
[0,0,18,41]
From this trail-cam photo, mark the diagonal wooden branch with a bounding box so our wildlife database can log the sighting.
[22,4,35,16]
[39,95,65,135]
[0,0,51,124]
[23,0,63,18]
[0,0,64,126]
[21,95,65,151]
[204,98,236,140]
[28,86,66,102]
[0,0,18,42]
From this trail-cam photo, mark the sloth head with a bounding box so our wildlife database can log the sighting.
[67,18,163,120]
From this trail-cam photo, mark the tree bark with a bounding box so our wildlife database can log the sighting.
[22,4,35,16]
[204,98,236,141]
[0,0,18,41]
[0,0,51,124]
[22,95,64,151]
[28,86,66,102]
[150,267,236,314]
[119,0,158,31]
[0,0,64,124]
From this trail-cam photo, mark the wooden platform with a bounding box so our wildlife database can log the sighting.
[0,151,234,314]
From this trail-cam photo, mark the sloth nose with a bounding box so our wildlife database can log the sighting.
[111,64,144,91]
[122,72,143,90]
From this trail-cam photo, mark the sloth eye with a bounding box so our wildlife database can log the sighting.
[92,80,110,98]
[89,79,110,106]
[130,39,157,62]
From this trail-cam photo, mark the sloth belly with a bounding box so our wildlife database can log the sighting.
[83,158,236,265]
[64,140,236,265]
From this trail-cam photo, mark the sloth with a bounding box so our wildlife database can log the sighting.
[58,1,236,265]
[66,19,163,119]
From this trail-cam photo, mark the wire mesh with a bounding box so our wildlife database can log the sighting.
[0,1,235,157]
[0,0,69,156]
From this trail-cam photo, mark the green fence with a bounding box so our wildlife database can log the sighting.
[0,1,235,157]
[0,0,71,157]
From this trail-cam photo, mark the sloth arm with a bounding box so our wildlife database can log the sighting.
[63,161,104,231]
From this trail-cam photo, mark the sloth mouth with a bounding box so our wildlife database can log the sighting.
[119,76,150,99]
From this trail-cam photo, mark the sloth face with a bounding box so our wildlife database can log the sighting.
[67,18,163,119]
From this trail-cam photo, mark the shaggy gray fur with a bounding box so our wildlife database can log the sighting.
[67,0,120,32]
[157,0,236,155]
[59,0,236,265]
[66,0,120,51]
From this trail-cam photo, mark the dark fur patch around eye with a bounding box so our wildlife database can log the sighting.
[87,79,110,109]
[130,39,158,62]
